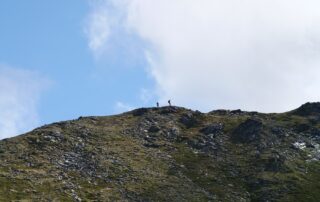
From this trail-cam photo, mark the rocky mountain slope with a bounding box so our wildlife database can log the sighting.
[1,103,320,201]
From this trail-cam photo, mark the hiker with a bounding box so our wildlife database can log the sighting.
[168,99,171,106]
[157,102,159,108]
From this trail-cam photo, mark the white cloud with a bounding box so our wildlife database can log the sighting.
[84,0,129,57]
[84,1,110,55]
[86,0,320,112]
[0,65,48,139]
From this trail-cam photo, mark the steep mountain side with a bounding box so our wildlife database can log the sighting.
[1,103,320,201]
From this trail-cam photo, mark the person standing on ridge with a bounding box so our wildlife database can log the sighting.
[168,100,171,106]
[157,102,159,108]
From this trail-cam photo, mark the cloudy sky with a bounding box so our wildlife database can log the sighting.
[1,0,320,139]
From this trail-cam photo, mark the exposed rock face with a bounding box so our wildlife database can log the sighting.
[148,125,160,133]
[292,102,320,116]
[231,119,263,143]
[179,111,202,128]
[0,104,320,201]
[132,108,149,116]
[200,123,224,135]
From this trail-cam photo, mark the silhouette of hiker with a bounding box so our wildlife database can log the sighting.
[157,102,159,108]
[168,100,171,106]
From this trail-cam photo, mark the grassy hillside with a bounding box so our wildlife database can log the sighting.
[1,103,320,201]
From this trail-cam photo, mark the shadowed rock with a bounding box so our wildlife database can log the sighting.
[132,108,149,116]
[180,112,199,128]
[200,123,224,135]
[292,102,320,116]
[231,119,263,143]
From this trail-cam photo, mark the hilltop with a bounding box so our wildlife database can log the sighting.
[1,103,320,201]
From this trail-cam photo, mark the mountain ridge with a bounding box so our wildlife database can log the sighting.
[1,103,320,201]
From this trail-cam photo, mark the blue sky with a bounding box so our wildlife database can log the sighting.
[0,0,156,138]
[1,0,320,138]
